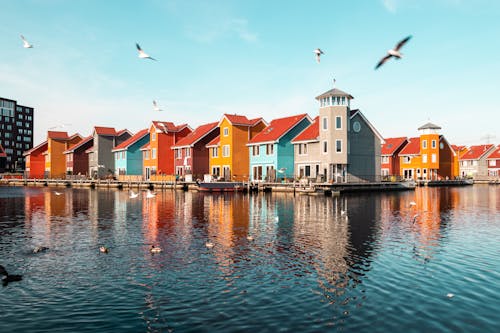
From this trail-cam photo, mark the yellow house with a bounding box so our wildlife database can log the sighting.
[43,131,83,178]
[207,114,267,181]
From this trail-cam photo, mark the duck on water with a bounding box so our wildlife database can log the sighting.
[0,265,22,286]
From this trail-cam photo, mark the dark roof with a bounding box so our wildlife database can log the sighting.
[112,129,149,152]
[418,122,441,130]
[291,116,319,143]
[63,136,93,154]
[315,87,354,100]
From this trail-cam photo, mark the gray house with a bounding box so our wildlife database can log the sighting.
[87,126,132,179]
[292,87,383,183]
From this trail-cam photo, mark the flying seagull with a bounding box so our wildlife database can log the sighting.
[153,100,163,112]
[20,35,33,48]
[375,35,412,70]
[314,48,324,63]
[136,43,156,61]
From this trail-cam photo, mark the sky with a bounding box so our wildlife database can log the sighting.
[1,0,500,146]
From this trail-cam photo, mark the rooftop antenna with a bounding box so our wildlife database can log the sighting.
[481,134,496,144]
[333,78,336,89]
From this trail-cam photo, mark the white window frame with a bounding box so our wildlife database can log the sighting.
[222,145,230,157]
[151,148,157,159]
[322,140,328,154]
[336,139,342,153]
[432,154,437,163]
[335,116,342,130]
[322,117,328,131]
[223,127,229,136]
[422,140,427,149]
[432,140,437,149]
[212,147,219,158]
[422,154,427,163]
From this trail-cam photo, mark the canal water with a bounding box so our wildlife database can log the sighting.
[0,185,499,332]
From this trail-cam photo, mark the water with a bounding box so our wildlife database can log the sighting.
[0,185,499,332]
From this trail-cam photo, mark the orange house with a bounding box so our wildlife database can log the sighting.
[381,137,408,179]
[43,131,83,178]
[142,121,192,180]
[208,114,267,181]
[398,123,456,180]
[23,141,48,178]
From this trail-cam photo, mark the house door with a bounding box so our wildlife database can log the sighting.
[223,166,231,181]
[145,167,150,180]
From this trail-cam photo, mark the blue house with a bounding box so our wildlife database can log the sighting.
[247,114,312,181]
[112,128,150,178]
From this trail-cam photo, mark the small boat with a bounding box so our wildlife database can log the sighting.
[197,181,244,192]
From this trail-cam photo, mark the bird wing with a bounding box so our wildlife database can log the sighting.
[395,35,412,51]
[0,265,7,276]
[153,100,158,107]
[375,54,392,69]
[20,35,27,41]
[136,43,142,51]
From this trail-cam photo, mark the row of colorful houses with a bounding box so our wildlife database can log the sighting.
[21,86,499,183]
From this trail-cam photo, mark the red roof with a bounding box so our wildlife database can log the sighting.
[292,116,319,143]
[116,129,131,137]
[487,145,500,160]
[23,141,48,156]
[64,136,93,154]
[248,114,310,144]
[172,122,218,148]
[381,137,408,155]
[113,129,149,151]
[151,121,189,133]
[222,114,264,127]
[94,126,117,136]
[461,144,494,160]
[399,137,420,155]
[206,135,220,147]
[47,131,69,140]
[0,145,6,158]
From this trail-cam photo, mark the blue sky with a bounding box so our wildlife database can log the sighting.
[1,0,499,146]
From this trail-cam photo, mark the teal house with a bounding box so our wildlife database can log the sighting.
[112,128,150,177]
[247,114,312,181]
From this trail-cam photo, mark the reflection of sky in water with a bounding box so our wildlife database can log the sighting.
[0,186,499,332]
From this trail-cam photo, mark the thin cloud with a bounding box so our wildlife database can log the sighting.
[382,0,397,13]
[186,17,258,43]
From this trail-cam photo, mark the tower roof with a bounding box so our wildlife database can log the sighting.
[418,122,441,130]
[315,88,354,100]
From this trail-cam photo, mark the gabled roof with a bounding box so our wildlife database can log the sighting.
[291,116,319,143]
[315,87,354,100]
[248,114,311,145]
[381,137,408,156]
[418,122,441,130]
[399,137,420,155]
[461,144,494,160]
[63,136,93,154]
[47,131,69,140]
[486,145,500,160]
[112,129,149,152]
[116,129,133,137]
[172,122,218,148]
[151,121,191,133]
[451,144,466,152]
[0,145,6,158]
[350,109,385,143]
[23,141,48,156]
[206,135,220,148]
[94,126,117,136]
[219,114,267,127]
[140,142,150,151]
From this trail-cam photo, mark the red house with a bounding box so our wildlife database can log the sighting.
[381,137,408,179]
[485,145,500,177]
[23,141,48,178]
[171,121,219,180]
[63,136,93,177]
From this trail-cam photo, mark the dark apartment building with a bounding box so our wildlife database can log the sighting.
[0,97,34,172]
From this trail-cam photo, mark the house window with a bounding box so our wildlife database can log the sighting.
[144,151,150,160]
[381,156,389,164]
[422,140,427,149]
[115,153,119,160]
[252,146,259,156]
[305,165,311,177]
[175,149,181,159]
[122,151,125,159]
[403,156,411,163]
[432,154,436,163]
[266,144,274,155]
[212,147,219,158]
[222,145,230,157]
[151,148,156,159]
[422,154,427,163]
[490,160,496,166]
[223,128,229,136]
[298,143,307,155]
[432,140,436,148]
[335,116,342,129]
[185,148,190,157]
[322,117,328,131]
[152,132,156,141]
[212,166,220,176]
[323,141,328,153]
[336,139,342,153]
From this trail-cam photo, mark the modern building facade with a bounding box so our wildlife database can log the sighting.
[0,97,34,172]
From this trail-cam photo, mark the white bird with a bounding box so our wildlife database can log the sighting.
[446,293,454,298]
[314,48,324,63]
[152,100,163,112]
[205,241,214,248]
[20,35,33,48]
[146,189,156,198]
[54,191,62,196]
[99,246,109,253]
[246,235,254,241]
[409,201,417,207]
[129,190,139,199]
[375,35,412,70]
[150,245,162,253]
[136,43,156,61]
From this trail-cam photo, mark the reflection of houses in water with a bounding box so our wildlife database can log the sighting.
[141,190,177,244]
